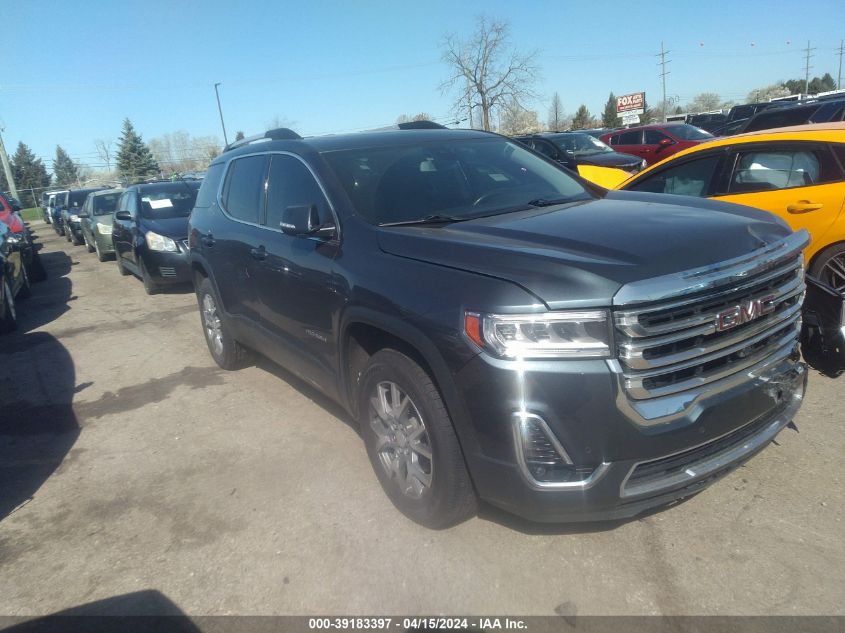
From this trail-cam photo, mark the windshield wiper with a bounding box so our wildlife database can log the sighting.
[379,214,466,227]
[526,197,574,207]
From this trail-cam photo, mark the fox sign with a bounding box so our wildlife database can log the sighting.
[617,92,645,116]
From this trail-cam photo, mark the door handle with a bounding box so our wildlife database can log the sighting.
[201,232,216,247]
[787,201,824,214]
[250,246,267,261]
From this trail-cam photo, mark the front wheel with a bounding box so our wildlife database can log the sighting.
[139,259,159,295]
[196,277,252,370]
[810,243,845,292]
[115,251,130,276]
[84,233,95,253]
[358,349,477,529]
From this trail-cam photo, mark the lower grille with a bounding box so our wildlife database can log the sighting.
[159,266,177,278]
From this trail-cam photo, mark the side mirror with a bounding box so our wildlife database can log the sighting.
[280,204,336,239]
[658,138,675,147]
[114,210,132,221]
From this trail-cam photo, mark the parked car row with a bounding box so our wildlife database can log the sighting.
[36,122,845,530]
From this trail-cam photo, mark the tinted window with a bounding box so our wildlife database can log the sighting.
[69,190,95,207]
[627,155,721,197]
[322,137,591,225]
[92,192,122,216]
[55,192,68,208]
[618,130,642,144]
[195,162,225,207]
[744,106,815,132]
[140,184,200,219]
[532,140,559,159]
[266,155,332,229]
[550,133,613,155]
[728,149,838,193]
[222,155,268,223]
[644,129,670,144]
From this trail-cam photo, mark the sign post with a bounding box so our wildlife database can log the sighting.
[617,92,645,126]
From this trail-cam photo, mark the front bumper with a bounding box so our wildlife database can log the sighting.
[454,346,807,523]
[139,245,191,285]
[92,228,115,254]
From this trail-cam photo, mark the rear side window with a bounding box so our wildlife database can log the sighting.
[618,130,642,144]
[627,155,721,197]
[221,155,268,223]
[265,155,332,230]
[744,107,814,132]
[195,163,225,207]
[728,148,841,193]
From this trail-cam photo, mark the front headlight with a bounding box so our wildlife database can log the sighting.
[145,231,178,252]
[96,222,112,235]
[464,310,612,359]
[69,214,79,222]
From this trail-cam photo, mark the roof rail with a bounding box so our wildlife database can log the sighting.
[224,127,302,152]
[396,120,447,130]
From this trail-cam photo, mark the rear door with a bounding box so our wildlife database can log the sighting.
[715,142,845,261]
[609,129,645,161]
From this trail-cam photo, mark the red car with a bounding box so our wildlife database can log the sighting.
[0,193,25,234]
[600,123,713,166]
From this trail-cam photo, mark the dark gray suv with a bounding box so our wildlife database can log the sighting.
[188,124,810,528]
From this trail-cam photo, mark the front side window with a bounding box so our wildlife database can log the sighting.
[321,137,592,225]
[93,192,122,216]
[729,150,822,192]
[644,129,671,145]
[626,155,721,197]
[531,140,559,159]
[667,124,713,141]
[221,155,268,223]
[551,134,613,156]
[265,155,332,230]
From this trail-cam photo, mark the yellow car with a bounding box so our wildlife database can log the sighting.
[590,123,845,290]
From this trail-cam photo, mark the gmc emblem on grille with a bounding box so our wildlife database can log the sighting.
[715,295,777,332]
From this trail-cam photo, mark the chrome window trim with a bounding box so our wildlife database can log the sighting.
[511,412,610,491]
[613,230,810,307]
[214,150,341,242]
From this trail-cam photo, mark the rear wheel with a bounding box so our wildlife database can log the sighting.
[0,280,17,333]
[196,276,251,370]
[810,243,845,292]
[358,349,477,529]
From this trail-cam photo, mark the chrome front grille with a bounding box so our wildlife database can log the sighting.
[614,231,809,401]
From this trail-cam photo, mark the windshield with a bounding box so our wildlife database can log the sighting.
[55,192,68,207]
[139,185,199,219]
[69,190,96,207]
[321,137,591,225]
[550,133,613,156]
[670,124,713,141]
[92,192,122,216]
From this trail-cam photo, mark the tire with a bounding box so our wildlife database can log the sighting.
[0,280,17,334]
[357,349,477,529]
[71,229,83,246]
[83,232,94,252]
[809,243,845,292]
[27,252,47,283]
[95,240,108,262]
[115,252,130,276]
[196,276,251,370]
[64,225,72,242]
[139,258,159,295]
[16,264,32,299]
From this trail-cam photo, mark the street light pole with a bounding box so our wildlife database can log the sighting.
[214,83,229,147]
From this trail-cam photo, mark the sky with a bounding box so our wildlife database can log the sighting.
[1,0,844,175]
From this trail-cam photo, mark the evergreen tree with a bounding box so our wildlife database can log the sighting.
[53,145,79,187]
[601,92,618,128]
[570,104,592,130]
[234,131,245,141]
[116,118,160,183]
[11,142,51,207]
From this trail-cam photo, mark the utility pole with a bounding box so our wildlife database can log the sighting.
[803,40,816,95]
[657,41,671,123]
[214,83,229,147]
[837,39,844,90]
[0,129,19,200]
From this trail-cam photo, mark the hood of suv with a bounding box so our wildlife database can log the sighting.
[140,216,190,239]
[376,191,792,309]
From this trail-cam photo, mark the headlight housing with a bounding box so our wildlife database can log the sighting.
[465,310,612,359]
[145,231,178,252]
[69,214,79,222]
[96,222,113,235]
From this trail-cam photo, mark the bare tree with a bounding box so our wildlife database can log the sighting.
[94,138,113,171]
[266,115,296,130]
[499,99,541,135]
[685,92,726,113]
[441,16,539,131]
[548,93,565,131]
[396,112,435,124]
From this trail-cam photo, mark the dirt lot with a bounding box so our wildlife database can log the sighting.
[0,227,843,617]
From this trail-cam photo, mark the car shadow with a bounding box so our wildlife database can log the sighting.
[12,248,74,334]
[0,590,202,632]
[0,332,80,521]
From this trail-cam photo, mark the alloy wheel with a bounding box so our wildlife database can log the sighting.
[368,381,433,499]
[3,281,15,321]
[821,253,845,292]
[202,293,224,357]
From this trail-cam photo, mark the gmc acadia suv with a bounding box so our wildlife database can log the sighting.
[188,125,810,528]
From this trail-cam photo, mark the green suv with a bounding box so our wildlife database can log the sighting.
[79,189,122,261]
